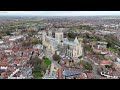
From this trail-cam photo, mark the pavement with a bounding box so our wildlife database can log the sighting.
[43,48,62,68]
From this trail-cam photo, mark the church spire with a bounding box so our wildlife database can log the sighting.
[74,37,79,44]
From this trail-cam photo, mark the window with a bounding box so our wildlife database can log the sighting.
[77,49,79,55]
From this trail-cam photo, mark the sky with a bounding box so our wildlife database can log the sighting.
[0,11,120,16]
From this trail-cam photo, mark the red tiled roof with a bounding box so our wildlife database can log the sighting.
[14,57,29,64]
[86,73,95,79]
[0,59,8,66]
[14,60,21,64]
[34,49,39,51]
[21,57,29,61]
[23,49,32,53]
[77,73,87,79]
[57,68,63,79]
[100,60,113,65]
[12,48,20,53]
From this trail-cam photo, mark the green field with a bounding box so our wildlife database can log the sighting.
[107,47,116,52]
[44,58,51,66]
[32,71,43,79]
[32,57,51,79]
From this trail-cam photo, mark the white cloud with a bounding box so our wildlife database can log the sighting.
[0,11,120,16]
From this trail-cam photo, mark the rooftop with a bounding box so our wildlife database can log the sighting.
[63,70,81,77]
[100,60,113,65]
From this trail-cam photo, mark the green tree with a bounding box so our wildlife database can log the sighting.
[84,62,93,71]
[81,60,93,71]
[40,62,48,73]
[29,29,37,35]
[42,56,46,60]
[22,41,31,47]
[68,32,76,39]
[33,64,41,72]
[0,36,2,39]
[29,56,49,79]
[5,30,11,35]
[84,44,93,53]
[78,56,82,59]
[28,56,42,66]
[31,38,39,45]
[39,40,42,44]
[53,54,61,61]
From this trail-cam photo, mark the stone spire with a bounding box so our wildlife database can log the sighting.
[74,37,79,44]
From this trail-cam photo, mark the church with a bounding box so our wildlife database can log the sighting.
[42,28,83,58]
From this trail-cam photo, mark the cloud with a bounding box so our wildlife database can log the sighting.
[0,11,120,16]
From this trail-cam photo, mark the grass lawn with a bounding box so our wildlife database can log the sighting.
[107,47,116,52]
[32,71,43,79]
[32,58,51,79]
[44,58,51,66]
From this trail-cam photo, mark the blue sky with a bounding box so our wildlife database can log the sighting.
[0,11,120,16]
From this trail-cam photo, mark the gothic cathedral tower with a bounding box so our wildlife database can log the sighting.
[55,31,63,44]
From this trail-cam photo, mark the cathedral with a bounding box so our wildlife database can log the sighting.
[42,28,83,58]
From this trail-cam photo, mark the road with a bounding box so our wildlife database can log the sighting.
[43,47,103,79]
[83,56,103,79]
[43,48,62,68]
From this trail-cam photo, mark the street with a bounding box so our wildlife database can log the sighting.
[43,47,104,79]
[43,48,62,68]
[83,56,103,79]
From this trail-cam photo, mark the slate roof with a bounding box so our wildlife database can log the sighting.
[63,70,81,77]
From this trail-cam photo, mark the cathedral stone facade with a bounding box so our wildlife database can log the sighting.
[42,29,83,58]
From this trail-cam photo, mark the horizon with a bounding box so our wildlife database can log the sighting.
[0,11,120,16]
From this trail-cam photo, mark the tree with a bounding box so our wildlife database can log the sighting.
[5,30,11,35]
[22,41,31,47]
[28,29,37,35]
[84,44,93,53]
[40,62,48,73]
[31,38,42,44]
[80,60,93,71]
[30,56,49,79]
[0,36,2,39]
[42,56,46,60]
[28,56,42,66]
[33,64,41,72]
[84,62,93,71]
[53,54,61,61]
[68,32,76,39]
[39,40,42,44]
[78,56,82,59]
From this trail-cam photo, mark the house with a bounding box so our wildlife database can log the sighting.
[62,69,81,79]
[22,49,33,56]
[33,44,43,50]
[113,57,120,68]
[0,66,7,70]
[13,56,29,66]
[0,40,3,44]
[116,57,120,62]
[86,72,96,79]
[9,35,23,42]
[100,60,113,66]
[114,62,120,68]
[57,68,63,79]
[97,41,108,50]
